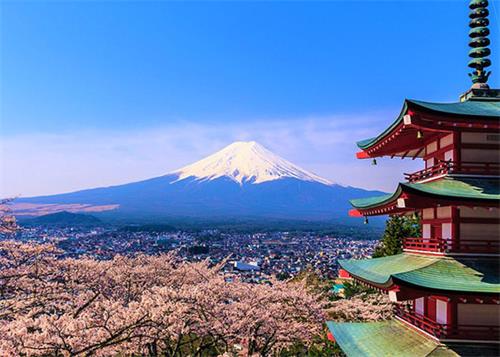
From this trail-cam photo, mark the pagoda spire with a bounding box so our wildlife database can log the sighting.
[468,0,492,87]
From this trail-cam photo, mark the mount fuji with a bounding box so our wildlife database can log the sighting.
[173,141,332,186]
[15,141,384,223]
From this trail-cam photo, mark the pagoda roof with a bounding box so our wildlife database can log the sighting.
[350,176,500,215]
[327,320,499,357]
[356,98,500,157]
[327,320,455,356]
[338,254,500,294]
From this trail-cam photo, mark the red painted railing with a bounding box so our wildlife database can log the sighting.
[395,305,500,341]
[395,305,446,338]
[403,237,445,252]
[403,237,500,254]
[405,161,500,183]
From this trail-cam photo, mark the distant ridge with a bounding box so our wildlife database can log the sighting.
[22,211,102,226]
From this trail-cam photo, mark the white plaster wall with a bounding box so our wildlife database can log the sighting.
[423,208,434,220]
[440,134,454,147]
[437,206,452,219]
[427,141,438,154]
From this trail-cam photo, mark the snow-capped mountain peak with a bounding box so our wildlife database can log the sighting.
[172,141,332,185]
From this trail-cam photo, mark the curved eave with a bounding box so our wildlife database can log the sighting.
[327,321,454,357]
[392,258,500,295]
[356,100,410,150]
[349,176,500,217]
[349,187,403,216]
[338,260,394,289]
[356,99,500,158]
[338,254,437,291]
[339,254,500,295]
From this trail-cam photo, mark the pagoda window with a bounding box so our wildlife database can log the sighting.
[460,223,499,241]
[460,132,500,163]
[422,224,431,239]
[443,149,454,162]
[436,299,448,325]
[442,223,452,243]
[459,206,498,219]
[461,132,500,144]
[415,297,425,316]
[457,304,500,326]
[461,148,500,163]
[458,206,500,252]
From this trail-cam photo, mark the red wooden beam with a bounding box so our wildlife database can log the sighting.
[356,151,372,159]
[401,150,410,159]
[412,147,425,160]
[348,209,363,217]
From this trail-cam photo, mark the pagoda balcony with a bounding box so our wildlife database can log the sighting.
[395,305,500,341]
[403,237,500,255]
[404,161,500,183]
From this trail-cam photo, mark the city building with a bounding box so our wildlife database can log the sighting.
[327,1,500,355]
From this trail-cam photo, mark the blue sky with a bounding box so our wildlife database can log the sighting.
[1,1,499,196]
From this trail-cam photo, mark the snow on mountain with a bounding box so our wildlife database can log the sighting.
[172,141,332,185]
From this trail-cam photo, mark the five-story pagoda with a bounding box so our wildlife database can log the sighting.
[327,1,500,355]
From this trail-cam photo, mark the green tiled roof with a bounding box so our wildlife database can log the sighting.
[350,190,400,209]
[350,176,500,209]
[326,320,458,357]
[339,254,436,286]
[339,254,500,293]
[406,176,500,201]
[357,99,500,150]
[410,99,500,118]
[327,320,499,357]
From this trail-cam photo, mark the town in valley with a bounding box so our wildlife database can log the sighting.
[8,221,377,282]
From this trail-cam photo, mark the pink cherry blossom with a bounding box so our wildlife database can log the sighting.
[0,241,325,356]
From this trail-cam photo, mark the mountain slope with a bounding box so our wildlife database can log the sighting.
[15,141,385,223]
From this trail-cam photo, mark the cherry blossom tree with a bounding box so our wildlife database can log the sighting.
[327,291,393,322]
[0,199,18,234]
[0,241,326,356]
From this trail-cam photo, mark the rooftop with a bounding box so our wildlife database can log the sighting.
[350,176,500,211]
[357,97,500,151]
[338,253,500,294]
[327,320,499,357]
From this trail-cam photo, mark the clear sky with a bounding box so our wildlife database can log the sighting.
[1,1,499,197]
